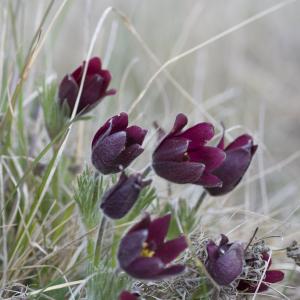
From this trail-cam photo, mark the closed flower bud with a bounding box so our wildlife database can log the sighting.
[206,132,257,196]
[91,112,147,174]
[152,114,226,187]
[58,57,116,116]
[205,234,244,286]
[101,172,151,219]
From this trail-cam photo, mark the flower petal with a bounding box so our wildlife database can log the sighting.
[153,138,189,162]
[128,214,151,234]
[155,236,188,264]
[152,161,205,184]
[196,172,222,188]
[206,240,219,261]
[86,57,102,75]
[110,112,129,133]
[226,134,254,151]
[169,113,188,135]
[116,144,144,168]
[265,270,284,283]
[118,230,148,269]
[126,126,148,146]
[206,148,252,195]
[189,146,226,171]
[98,68,111,90]
[147,214,171,248]
[91,113,128,148]
[71,57,101,82]
[119,291,139,300]
[58,75,79,112]
[78,74,105,112]
[125,257,164,280]
[219,234,229,247]
[91,131,126,174]
[237,280,266,293]
[179,122,215,148]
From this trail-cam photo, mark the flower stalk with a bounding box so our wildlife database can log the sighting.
[94,216,108,267]
[194,190,208,213]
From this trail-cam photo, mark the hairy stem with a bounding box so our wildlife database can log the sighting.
[194,190,208,213]
[94,216,107,267]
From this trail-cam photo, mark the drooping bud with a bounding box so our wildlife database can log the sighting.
[101,172,151,219]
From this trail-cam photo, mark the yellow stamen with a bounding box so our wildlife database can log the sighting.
[141,242,155,257]
[183,152,189,161]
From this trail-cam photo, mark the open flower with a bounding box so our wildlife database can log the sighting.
[205,234,244,286]
[152,114,226,187]
[206,132,257,196]
[237,252,284,293]
[58,57,116,115]
[117,214,188,280]
[92,112,147,174]
[101,172,151,219]
[119,291,140,300]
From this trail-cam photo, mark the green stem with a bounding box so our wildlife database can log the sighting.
[141,164,152,178]
[94,216,107,267]
[194,190,207,213]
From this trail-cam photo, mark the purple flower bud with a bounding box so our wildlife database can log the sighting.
[118,214,188,280]
[119,291,140,300]
[205,234,244,286]
[152,114,226,187]
[58,57,116,116]
[91,112,147,174]
[101,172,151,219]
[237,252,284,293]
[206,132,257,196]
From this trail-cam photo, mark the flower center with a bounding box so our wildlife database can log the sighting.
[183,152,189,161]
[141,242,155,257]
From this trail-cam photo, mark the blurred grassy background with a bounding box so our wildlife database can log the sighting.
[2,0,300,297]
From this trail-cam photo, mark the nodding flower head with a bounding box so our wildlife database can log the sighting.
[206,131,257,196]
[117,214,188,280]
[58,57,116,116]
[100,172,151,219]
[152,114,226,187]
[205,234,244,286]
[91,112,147,174]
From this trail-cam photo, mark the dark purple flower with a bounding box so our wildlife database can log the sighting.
[205,234,244,286]
[206,132,257,196]
[58,57,116,115]
[152,114,226,187]
[91,112,147,174]
[119,291,140,300]
[237,252,284,293]
[117,214,188,280]
[101,172,151,219]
